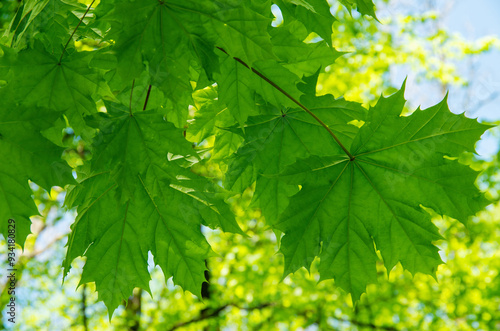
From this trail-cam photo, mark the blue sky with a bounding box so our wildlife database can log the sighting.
[441,0,500,158]
[444,0,500,122]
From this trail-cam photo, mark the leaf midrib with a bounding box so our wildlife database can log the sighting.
[355,127,483,157]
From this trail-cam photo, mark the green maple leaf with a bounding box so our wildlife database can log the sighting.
[276,82,490,301]
[0,42,111,137]
[64,104,243,315]
[224,75,366,224]
[0,107,75,246]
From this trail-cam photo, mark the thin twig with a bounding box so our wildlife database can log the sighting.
[25,234,65,258]
[216,47,355,161]
[58,0,96,64]
[167,305,228,331]
[143,85,152,110]
[167,303,273,331]
[82,284,88,331]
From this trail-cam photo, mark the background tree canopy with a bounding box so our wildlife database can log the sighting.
[1,0,499,330]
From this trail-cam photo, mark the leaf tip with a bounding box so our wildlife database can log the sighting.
[401,76,408,90]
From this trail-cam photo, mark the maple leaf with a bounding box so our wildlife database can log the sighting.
[224,73,366,225]
[64,104,243,316]
[0,107,74,246]
[276,82,491,301]
[0,42,111,138]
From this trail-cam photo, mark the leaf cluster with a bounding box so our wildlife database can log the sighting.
[0,0,491,315]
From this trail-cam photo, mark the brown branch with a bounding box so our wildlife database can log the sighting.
[167,305,228,331]
[167,303,273,331]
[125,288,142,331]
[82,284,88,331]
[25,234,66,258]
